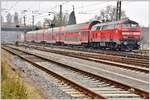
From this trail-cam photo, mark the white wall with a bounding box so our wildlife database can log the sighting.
[1,31,23,43]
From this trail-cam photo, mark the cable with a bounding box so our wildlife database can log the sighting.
[31,1,110,25]
[65,1,110,12]
[76,1,111,13]
[47,1,70,12]
[8,0,19,11]
[75,1,107,10]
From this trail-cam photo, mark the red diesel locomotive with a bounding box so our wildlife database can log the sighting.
[21,19,142,51]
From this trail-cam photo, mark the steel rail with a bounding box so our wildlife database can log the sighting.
[2,45,149,99]
[2,46,106,99]
[26,43,148,60]
[19,44,149,67]
[21,45,148,73]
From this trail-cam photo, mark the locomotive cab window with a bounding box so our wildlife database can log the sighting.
[122,23,138,28]
[122,20,138,28]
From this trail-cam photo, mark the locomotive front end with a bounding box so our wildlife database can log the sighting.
[120,19,142,50]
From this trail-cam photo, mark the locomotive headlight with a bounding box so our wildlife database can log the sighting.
[133,32,140,35]
[122,32,130,35]
[123,41,128,45]
[137,42,141,45]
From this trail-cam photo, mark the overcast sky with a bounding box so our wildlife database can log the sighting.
[1,1,149,27]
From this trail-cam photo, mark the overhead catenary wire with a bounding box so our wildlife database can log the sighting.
[29,1,112,25]
[2,1,115,25]
[68,1,110,11]
[29,1,70,18]
[8,1,19,11]
[29,1,70,25]
[1,0,19,15]
[76,1,112,14]
[3,1,109,15]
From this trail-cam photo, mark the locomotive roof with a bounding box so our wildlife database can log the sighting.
[95,19,138,26]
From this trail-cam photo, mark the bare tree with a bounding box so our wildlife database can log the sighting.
[6,13,12,24]
[43,18,52,28]
[121,10,127,19]
[1,15,4,23]
[50,12,69,27]
[14,12,19,25]
[95,5,127,22]
[37,21,42,27]
[19,17,22,25]
[62,12,69,26]
[42,12,68,28]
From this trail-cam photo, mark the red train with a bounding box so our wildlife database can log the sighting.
[20,19,142,51]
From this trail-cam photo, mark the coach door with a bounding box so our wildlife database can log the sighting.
[80,30,89,43]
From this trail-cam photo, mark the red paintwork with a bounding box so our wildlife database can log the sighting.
[91,22,141,42]
[24,20,141,46]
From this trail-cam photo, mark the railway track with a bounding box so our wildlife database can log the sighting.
[18,44,149,73]
[2,46,104,99]
[60,46,149,60]
[2,45,149,99]
[21,43,149,67]
[28,43,149,60]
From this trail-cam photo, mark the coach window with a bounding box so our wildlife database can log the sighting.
[114,24,118,28]
[110,24,114,29]
[102,24,114,30]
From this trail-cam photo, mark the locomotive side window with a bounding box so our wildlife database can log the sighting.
[96,26,102,30]
[102,25,107,29]
[102,24,114,30]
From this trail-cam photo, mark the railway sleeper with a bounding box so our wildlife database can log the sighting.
[3,45,148,99]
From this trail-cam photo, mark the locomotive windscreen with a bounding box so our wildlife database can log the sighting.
[122,20,138,28]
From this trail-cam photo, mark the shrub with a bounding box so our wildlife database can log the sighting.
[1,60,28,99]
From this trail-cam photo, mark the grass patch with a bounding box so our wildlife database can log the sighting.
[1,60,28,99]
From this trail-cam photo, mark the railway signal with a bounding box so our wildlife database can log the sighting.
[32,15,34,30]
[16,24,20,42]
[59,5,62,26]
